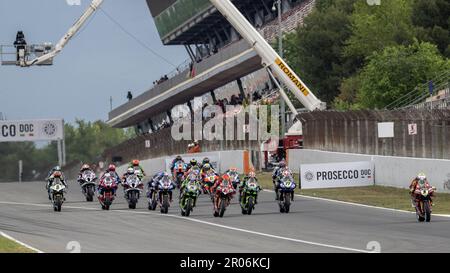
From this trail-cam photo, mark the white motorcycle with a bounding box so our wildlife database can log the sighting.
[79,170,97,202]
[123,174,144,209]
[50,178,66,212]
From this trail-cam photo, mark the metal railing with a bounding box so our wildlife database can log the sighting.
[386,69,450,110]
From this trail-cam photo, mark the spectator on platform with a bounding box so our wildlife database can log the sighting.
[127,91,133,101]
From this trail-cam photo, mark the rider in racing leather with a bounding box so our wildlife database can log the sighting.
[239,170,260,203]
[100,164,121,185]
[122,167,136,183]
[77,164,95,183]
[210,174,236,211]
[409,173,435,206]
[46,169,67,200]
[97,172,118,197]
[170,155,185,172]
[184,159,201,177]
[272,160,291,200]
[180,172,202,208]
[128,159,146,177]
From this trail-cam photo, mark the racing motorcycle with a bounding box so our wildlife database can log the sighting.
[173,161,187,188]
[49,177,66,212]
[79,170,97,202]
[180,179,201,217]
[213,180,235,218]
[277,173,296,213]
[228,170,241,190]
[240,177,260,215]
[203,172,219,200]
[413,185,436,222]
[123,174,144,209]
[158,175,175,214]
[98,174,118,210]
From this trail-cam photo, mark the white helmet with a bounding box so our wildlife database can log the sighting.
[127,167,134,174]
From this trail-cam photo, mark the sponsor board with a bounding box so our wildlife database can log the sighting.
[300,161,374,189]
[165,155,220,173]
[0,119,63,142]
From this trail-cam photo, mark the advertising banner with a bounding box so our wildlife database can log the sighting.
[0,119,64,142]
[300,161,374,189]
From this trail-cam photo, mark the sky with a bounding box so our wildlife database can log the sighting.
[0,0,188,124]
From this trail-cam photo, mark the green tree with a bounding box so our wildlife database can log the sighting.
[344,0,416,63]
[355,41,450,109]
[283,0,358,104]
[412,0,450,57]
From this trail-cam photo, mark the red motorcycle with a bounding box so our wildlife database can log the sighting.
[97,174,118,210]
[412,184,436,222]
[213,180,236,218]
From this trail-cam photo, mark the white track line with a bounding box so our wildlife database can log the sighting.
[262,190,450,218]
[0,231,44,253]
[0,200,369,253]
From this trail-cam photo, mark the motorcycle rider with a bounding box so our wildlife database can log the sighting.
[129,159,146,177]
[46,165,62,181]
[170,155,185,172]
[239,170,260,204]
[100,164,121,185]
[180,173,202,208]
[185,159,201,178]
[97,172,118,198]
[224,167,240,189]
[200,163,217,178]
[147,171,176,201]
[272,161,292,200]
[122,167,136,182]
[77,164,95,182]
[210,174,236,211]
[410,173,435,206]
[46,169,67,200]
[77,164,96,194]
[200,157,212,169]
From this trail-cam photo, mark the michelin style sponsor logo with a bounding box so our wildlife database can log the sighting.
[304,171,314,182]
[42,121,58,137]
[275,58,309,97]
[300,161,374,189]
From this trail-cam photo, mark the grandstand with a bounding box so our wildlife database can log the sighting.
[108,0,316,137]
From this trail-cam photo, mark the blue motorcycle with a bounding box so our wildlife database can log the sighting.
[278,175,296,213]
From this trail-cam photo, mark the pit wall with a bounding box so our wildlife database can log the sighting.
[288,149,450,192]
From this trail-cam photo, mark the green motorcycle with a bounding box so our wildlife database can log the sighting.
[240,177,260,215]
[180,180,200,217]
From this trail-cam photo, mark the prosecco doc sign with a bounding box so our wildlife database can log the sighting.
[300,161,374,189]
[0,119,64,142]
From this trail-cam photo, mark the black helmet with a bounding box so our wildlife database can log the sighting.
[190,159,197,166]
[176,155,182,161]
[202,157,210,164]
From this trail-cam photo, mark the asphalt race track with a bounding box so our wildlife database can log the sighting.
[0,181,449,253]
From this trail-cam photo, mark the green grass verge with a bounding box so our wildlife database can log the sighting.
[0,235,36,253]
[257,172,450,215]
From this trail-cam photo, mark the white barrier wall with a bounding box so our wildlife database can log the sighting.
[289,149,450,192]
[116,150,246,178]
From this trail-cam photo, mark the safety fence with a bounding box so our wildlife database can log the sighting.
[299,109,450,159]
